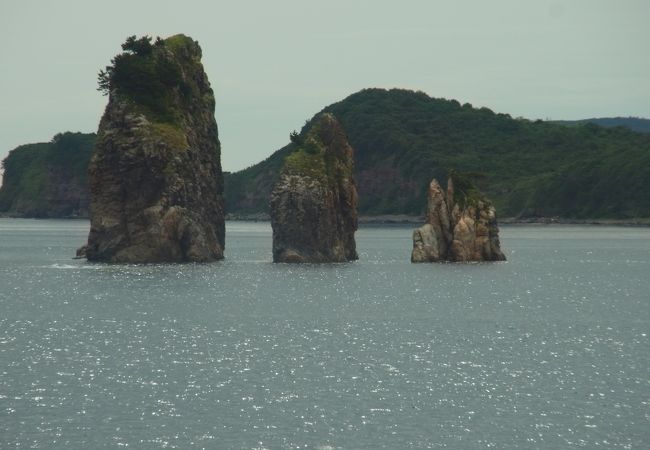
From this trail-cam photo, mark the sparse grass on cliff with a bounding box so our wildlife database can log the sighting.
[148,122,188,152]
[280,118,354,188]
[283,147,327,183]
[449,170,491,210]
[164,34,200,60]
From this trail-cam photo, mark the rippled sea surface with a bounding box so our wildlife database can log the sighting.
[1,219,649,449]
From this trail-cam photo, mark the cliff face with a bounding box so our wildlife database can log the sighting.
[0,133,94,218]
[81,35,224,263]
[0,163,89,218]
[412,172,505,262]
[270,113,358,263]
[42,166,89,218]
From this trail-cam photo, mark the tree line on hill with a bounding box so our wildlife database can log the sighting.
[0,132,94,217]
[225,88,650,219]
[2,88,649,219]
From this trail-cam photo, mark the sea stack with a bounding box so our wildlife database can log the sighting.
[411,171,505,262]
[270,113,358,263]
[79,35,224,262]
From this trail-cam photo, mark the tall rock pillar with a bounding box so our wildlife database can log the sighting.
[79,34,224,262]
[270,114,358,263]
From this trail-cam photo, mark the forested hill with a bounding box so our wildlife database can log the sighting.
[0,132,95,217]
[553,117,650,134]
[2,91,649,220]
[225,88,650,219]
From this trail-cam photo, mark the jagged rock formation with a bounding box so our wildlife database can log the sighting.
[270,113,358,263]
[412,172,505,262]
[79,34,224,263]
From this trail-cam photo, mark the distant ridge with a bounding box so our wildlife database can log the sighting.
[552,117,650,134]
[2,89,650,220]
[225,88,650,219]
[0,132,95,217]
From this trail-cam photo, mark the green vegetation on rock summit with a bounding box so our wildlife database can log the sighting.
[98,34,207,126]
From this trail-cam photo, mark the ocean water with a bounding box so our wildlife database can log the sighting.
[0,219,648,449]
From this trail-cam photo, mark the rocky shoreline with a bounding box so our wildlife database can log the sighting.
[224,213,650,227]
[499,217,650,227]
[3,212,650,227]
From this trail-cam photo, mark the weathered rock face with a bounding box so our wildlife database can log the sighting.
[270,114,358,263]
[80,35,224,263]
[412,173,505,262]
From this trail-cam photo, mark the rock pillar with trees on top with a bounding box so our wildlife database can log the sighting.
[270,113,358,263]
[78,34,225,263]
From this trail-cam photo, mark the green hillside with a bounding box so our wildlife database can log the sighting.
[225,88,650,219]
[0,132,95,217]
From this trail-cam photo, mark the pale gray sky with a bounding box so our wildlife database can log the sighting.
[1,0,648,176]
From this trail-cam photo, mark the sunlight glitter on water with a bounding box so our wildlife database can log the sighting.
[0,220,649,448]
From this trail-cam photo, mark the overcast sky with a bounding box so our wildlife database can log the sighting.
[1,0,648,176]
